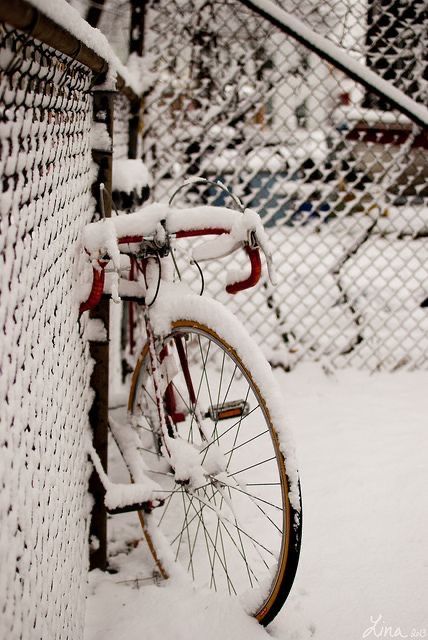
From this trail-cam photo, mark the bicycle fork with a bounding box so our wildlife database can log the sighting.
[143,307,174,458]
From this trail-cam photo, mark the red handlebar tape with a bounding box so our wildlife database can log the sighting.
[79,262,107,314]
[226,246,262,294]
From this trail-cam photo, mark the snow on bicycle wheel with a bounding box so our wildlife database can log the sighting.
[129,315,301,625]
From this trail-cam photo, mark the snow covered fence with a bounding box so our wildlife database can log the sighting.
[0,4,142,638]
[141,0,427,371]
[0,19,95,639]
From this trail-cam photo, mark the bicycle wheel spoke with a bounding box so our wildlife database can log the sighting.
[225,385,251,471]
[228,456,277,479]
[197,335,215,416]
[145,469,174,478]
[202,482,249,592]
[246,482,281,487]
[132,422,153,435]
[181,489,196,580]
[139,382,157,409]
[170,379,200,443]
[217,525,231,591]
[208,349,228,446]
[136,446,160,456]
[223,428,269,457]
[203,483,225,590]
[215,483,257,588]
[216,351,226,411]
[220,516,258,586]
[157,490,175,527]
[221,480,282,513]
[174,488,199,559]
[225,483,283,535]
[209,362,239,443]
[186,502,204,576]
[191,498,217,589]
[195,336,212,405]
[231,510,265,581]
[186,492,237,595]
[183,489,225,593]
[188,336,212,435]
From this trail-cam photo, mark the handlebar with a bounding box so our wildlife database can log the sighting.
[79,203,274,314]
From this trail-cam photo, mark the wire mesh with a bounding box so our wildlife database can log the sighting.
[113,91,131,159]
[0,22,95,639]
[141,0,428,371]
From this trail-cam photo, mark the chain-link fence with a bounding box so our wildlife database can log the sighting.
[141,0,427,371]
[0,19,96,640]
[0,0,164,634]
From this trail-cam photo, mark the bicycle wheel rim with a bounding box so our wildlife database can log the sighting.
[129,319,300,625]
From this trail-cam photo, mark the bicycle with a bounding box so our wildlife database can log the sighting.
[80,179,302,626]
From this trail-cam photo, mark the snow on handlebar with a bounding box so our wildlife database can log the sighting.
[80,202,277,312]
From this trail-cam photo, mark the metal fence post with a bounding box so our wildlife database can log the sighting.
[88,88,114,571]
[128,0,145,159]
[130,0,145,56]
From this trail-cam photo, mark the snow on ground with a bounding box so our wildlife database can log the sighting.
[84,364,427,640]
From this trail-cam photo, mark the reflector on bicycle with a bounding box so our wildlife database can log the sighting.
[205,400,250,421]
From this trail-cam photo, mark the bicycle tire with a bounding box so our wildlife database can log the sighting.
[128,302,301,625]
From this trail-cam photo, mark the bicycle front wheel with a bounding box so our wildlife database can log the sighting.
[129,306,301,625]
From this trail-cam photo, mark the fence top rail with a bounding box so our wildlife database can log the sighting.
[0,0,139,101]
[238,0,428,130]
